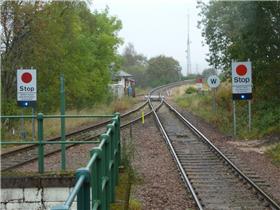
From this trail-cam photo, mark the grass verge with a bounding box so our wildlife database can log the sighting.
[266,144,280,166]
[111,172,141,210]
[1,97,138,146]
[175,84,280,165]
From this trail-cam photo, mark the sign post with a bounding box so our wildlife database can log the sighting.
[231,60,252,136]
[207,75,220,113]
[17,68,37,140]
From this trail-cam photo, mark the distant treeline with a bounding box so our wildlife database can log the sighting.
[1,1,122,114]
[120,43,182,88]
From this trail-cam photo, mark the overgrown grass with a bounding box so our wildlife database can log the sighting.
[175,83,280,165]
[1,97,138,145]
[175,83,280,139]
[266,144,280,166]
[111,172,142,210]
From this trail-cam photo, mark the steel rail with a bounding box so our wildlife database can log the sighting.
[149,99,204,210]
[1,100,149,158]
[1,101,162,172]
[163,100,280,210]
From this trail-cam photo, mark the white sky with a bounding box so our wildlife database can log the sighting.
[92,0,210,75]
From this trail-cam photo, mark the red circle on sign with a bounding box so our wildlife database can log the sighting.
[236,64,247,76]
[21,72,32,83]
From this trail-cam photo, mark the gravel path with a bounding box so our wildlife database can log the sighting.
[122,116,196,210]
[170,100,280,204]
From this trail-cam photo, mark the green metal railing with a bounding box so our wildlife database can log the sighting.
[1,113,117,174]
[51,113,121,210]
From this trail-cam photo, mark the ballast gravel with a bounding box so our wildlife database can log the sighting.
[15,114,196,209]
[121,117,195,210]
[170,100,280,204]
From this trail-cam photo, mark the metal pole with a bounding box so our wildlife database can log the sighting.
[37,113,44,173]
[233,100,236,136]
[212,88,216,113]
[20,110,24,140]
[60,75,66,171]
[248,100,251,132]
[32,107,35,141]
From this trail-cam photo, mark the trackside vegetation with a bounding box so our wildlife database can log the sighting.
[193,1,280,165]
[1,1,122,114]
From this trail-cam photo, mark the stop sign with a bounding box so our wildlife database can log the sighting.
[231,61,252,100]
[17,69,37,107]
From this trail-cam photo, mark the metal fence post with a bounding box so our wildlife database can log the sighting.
[37,113,44,173]
[91,148,101,210]
[107,124,116,202]
[102,134,110,210]
[60,75,66,171]
[114,113,121,184]
[76,168,91,210]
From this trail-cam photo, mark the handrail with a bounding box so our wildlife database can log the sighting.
[1,114,114,119]
[1,113,119,173]
[51,113,121,210]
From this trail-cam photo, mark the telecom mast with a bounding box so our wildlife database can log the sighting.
[186,14,191,75]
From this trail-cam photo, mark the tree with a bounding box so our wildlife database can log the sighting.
[146,55,182,87]
[198,1,280,102]
[1,1,122,114]
[121,43,148,87]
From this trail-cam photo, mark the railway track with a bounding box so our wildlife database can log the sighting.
[1,99,167,172]
[1,80,190,172]
[149,99,280,210]
[1,100,154,171]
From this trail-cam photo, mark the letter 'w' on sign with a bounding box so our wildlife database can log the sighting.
[210,78,217,84]
[207,75,220,89]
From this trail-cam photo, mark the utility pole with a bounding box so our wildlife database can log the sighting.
[186,14,191,76]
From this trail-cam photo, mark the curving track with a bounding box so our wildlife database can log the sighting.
[1,101,152,172]
[1,78,185,172]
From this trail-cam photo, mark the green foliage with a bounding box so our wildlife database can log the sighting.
[176,83,280,139]
[120,44,183,88]
[266,144,280,166]
[121,43,148,87]
[201,68,217,79]
[185,86,197,94]
[146,55,182,87]
[1,1,122,114]
[198,1,280,99]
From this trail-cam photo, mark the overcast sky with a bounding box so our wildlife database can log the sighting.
[92,0,210,75]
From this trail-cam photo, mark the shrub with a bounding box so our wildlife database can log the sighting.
[185,86,197,94]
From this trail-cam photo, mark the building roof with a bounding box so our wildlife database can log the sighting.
[115,70,132,78]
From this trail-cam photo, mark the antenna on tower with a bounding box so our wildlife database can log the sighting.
[186,14,191,76]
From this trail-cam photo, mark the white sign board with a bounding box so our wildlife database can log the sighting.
[207,75,220,88]
[232,61,252,100]
[17,69,37,104]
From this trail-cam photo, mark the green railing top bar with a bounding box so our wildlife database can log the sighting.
[0,140,100,145]
[52,114,121,210]
[1,114,114,119]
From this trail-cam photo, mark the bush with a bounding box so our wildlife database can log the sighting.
[185,86,197,94]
